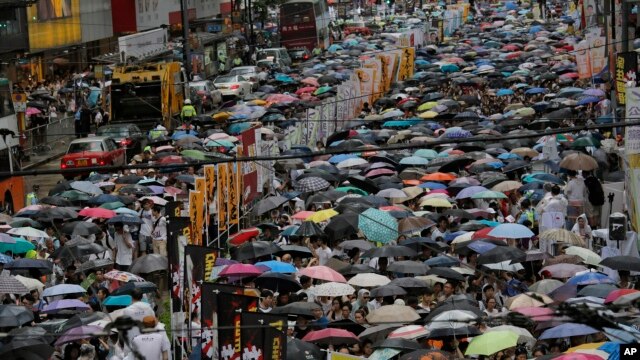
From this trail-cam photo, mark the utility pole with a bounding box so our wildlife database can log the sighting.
[180,0,192,78]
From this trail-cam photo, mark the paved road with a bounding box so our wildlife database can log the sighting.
[24,159,64,199]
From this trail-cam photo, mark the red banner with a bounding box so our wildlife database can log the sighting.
[241,128,259,205]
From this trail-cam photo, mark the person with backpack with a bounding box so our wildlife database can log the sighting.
[583,170,605,228]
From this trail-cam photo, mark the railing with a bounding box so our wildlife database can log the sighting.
[23,116,75,159]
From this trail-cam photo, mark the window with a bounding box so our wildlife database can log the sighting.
[0,80,14,118]
[68,141,104,153]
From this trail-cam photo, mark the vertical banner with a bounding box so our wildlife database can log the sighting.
[587,30,606,75]
[397,47,415,81]
[204,165,216,227]
[241,312,288,360]
[625,87,640,232]
[201,283,218,360]
[575,40,592,79]
[189,191,203,245]
[218,293,258,360]
[364,59,382,103]
[228,163,240,225]
[184,245,216,324]
[376,54,391,93]
[217,164,228,231]
[168,217,191,313]
[166,201,183,218]
[306,107,320,146]
[616,52,638,105]
[241,128,259,205]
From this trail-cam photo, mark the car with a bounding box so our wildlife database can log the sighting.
[288,48,312,64]
[61,136,126,179]
[189,80,223,110]
[96,124,147,161]
[256,59,291,74]
[229,66,260,90]
[213,75,253,98]
[256,48,293,66]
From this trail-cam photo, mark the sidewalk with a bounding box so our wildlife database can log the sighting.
[21,116,76,170]
[21,139,69,170]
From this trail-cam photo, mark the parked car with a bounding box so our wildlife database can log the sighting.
[288,48,312,64]
[256,48,292,66]
[96,124,147,161]
[229,66,260,90]
[189,80,223,110]
[61,136,126,179]
[213,75,253,98]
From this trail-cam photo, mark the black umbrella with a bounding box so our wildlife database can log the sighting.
[399,237,440,252]
[338,264,377,275]
[424,303,483,323]
[295,221,324,237]
[5,259,53,276]
[437,157,475,173]
[427,326,480,338]
[74,259,114,274]
[111,281,158,296]
[477,246,527,265]
[287,337,323,360]
[114,175,144,184]
[276,245,314,258]
[328,319,366,335]
[374,338,424,351]
[272,301,320,318]
[61,221,101,236]
[0,337,53,359]
[389,277,430,291]
[252,195,290,216]
[7,326,53,344]
[599,256,640,272]
[324,213,359,242]
[347,175,380,194]
[371,284,407,297]
[39,196,73,207]
[0,304,34,327]
[130,254,169,274]
[119,184,153,197]
[502,160,531,173]
[425,267,465,281]
[362,245,417,259]
[387,261,429,275]
[254,272,301,293]
[233,241,282,261]
[52,243,107,259]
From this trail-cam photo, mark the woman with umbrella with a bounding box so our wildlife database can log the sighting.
[570,214,592,246]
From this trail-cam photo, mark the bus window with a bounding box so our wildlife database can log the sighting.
[0,80,14,118]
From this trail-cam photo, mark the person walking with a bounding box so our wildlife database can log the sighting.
[113,223,134,271]
[151,205,167,256]
[180,99,197,125]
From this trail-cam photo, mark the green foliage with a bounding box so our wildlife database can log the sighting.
[159,297,172,339]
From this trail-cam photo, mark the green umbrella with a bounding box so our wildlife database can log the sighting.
[181,149,207,161]
[571,136,601,149]
[465,331,518,356]
[0,239,36,254]
[414,149,438,159]
[100,201,126,210]
[335,186,368,196]
[205,139,235,148]
[313,86,333,96]
[471,190,508,200]
[358,208,398,244]
[59,190,91,202]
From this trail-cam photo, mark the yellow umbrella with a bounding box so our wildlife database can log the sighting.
[510,147,539,158]
[213,112,232,122]
[566,343,606,353]
[402,186,425,200]
[419,197,453,208]
[248,99,267,106]
[418,101,438,111]
[514,107,536,116]
[307,209,338,223]
[418,110,439,119]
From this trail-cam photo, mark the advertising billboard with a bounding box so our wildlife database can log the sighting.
[118,28,169,63]
[27,0,81,51]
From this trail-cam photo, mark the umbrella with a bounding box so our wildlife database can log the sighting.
[362,245,417,259]
[0,275,29,294]
[567,271,614,286]
[425,256,460,267]
[347,273,391,288]
[366,305,421,324]
[42,283,86,297]
[599,256,640,271]
[539,323,599,339]
[294,177,331,193]
[0,338,53,359]
[7,226,49,239]
[0,239,35,254]
[106,214,142,225]
[465,331,519,356]
[129,254,168,274]
[564,246,602,266]
[253,195,290,216]
[426,267,465,281]
[302,328,360,345]
[287,338,323,360]
[14,275,44,292]
[559,153,599,171]
[477,246,526,265]
[228,227,261,246]
[42,299,90,313]
[388,261,429,275]
[110,281,158,296]
[276,245,313,258]
[359,208,398,244]
[255,260,297,273]
[70,181,103,195]
[233,241,282,261]
[295,221,325,237]
[254,272,301,293]
[74,259,114,274]
[310,282,356,297]
[529,279,564,294]
[219,263,264,277]
[272,301,321,318]
[374,338,423,351]
[488,223,534,238]
[541,263,588,278]
[299,265,346,283]
[104,270,145,282]
[388,325,429,340]
[0,304,34,327]
[539,229,585,246]
[506,292,553,309]
[5,258,53,276]
[103,295,133,307]
[577,284,619,298]
[371,284,407,297]
[55,325,105,346]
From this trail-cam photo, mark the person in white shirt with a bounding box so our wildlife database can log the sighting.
[138,199,154,255]
[313,237,332,266]
[128,315,170,360]
[113,223,134,271]
[124,289,156,347]
[564,170,587,227]
[151,206,167,257]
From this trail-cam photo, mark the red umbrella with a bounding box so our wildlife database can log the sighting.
[165,186,183,195]
[266,94,298,104]
[298,265,347,283]
[158,155,185,164]
[219,263,264,278]
[604,289,639,304]
[364,168,396,178]
[295,87,317,96]
[301,77,319,87]
[471,227,500,240]
[505,51,523,60]
[421,172,457,182]
[228,227,261,247]
[501,44,520,51]
[78,208,116,219]
[302,328,359,345]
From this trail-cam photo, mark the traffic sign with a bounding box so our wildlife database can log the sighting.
[12,93,26,112]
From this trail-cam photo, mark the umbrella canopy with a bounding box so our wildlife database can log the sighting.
[298,266,347,283]
[287,338,323,360]
[310,282,355,297]
[559,153,599,171]
[0,304,34,327]
[539,323,599,340]
[599,256,640,271]
[347,273,391,287]
[359,208,399,244]
[42,284,86,297]
[465,331,519,356]
[366,305,420,324]
[129,254,169,274]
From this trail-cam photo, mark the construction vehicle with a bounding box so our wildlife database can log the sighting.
[109,62,187,130]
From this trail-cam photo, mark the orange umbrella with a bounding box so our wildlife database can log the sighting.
[421,172,457,182]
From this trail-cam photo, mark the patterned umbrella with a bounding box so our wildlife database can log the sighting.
[359,208,398,244]
[294,177,331,193]
[310,282,356,297]
[104,270,145,282]
[0,275,28,294]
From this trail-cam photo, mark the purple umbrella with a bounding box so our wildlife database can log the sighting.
[42,299,90,314]
[539,323,599,339]
[55,325,104,346]
[148,185,165,195]
[454,186,489,199]
[582,88,605,97]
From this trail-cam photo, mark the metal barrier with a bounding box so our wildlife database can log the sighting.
[23,116,75,158]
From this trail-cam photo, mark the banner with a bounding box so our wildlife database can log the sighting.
[355,68,375,105]
[201,283,247,360]
[218,293,258,360]
[397,47,415,81]
[189,191,202,245]
[575,40,592,79]
[241,312,287,360]
[625,87,640,232]
[587,31,606,76]
[616,52,638,105]
[217,164,229,230]
[305,106,320,146]
[184,245,216,327]
[242,128,259,205]
[327,352,363,360]
[204,165,216,227]
[228,163,240,225]
[364,58,382,103]
[376,54,391,93]
[168,217,191,313]
[166,201,184,218]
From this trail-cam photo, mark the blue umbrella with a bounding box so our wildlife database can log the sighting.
[418,182,447,190]
[567,271,614,286]
[400,156,429,166]
[496,89,514,96]
[478,220,500,227]
[424,256,460,267]
[529,25,543,34]
[329,154,359,164]
[115,207,139,216]
[327,44,343,53]
[467,241,497,254]
[498,153,521,160]
[281,225,300,237]
[227,122,252,134]
[522,173,564,185]
[275,74,294,83]
[106,214,142,225]
[440,64,460,73]
[172,130,198,140]
[255,260,297,273]
[358,208,398,244]
[539,323,599,340]
[104,295,133,307]
[42,284,86,297]
[455,186,489,200]
[505,1,518,10]
[558,87,584,97]
[87,194,121,205]
[488,223,534,239]
[577,96,601,106]
[524,87,546,95]
[0,253,12,264]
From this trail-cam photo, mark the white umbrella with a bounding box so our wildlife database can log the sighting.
[337,158,368,169]
[309,282,355,297]
[347,273,390,288]
[70,181,103,195]
[483,261,524,272]
[366,305,420,324]
[565,246,602,266]
[388,325,429,339]
[8,226,50,239]
[451,267,475,275]
[451,232,474,244]
[415,275,446,286]
[427,310,479,330]
[14,275,44,292]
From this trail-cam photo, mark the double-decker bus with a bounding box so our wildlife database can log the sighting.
[280,0,330,51]
[0,78,25,214]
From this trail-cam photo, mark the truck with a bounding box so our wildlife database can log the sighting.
[109,62,188,130]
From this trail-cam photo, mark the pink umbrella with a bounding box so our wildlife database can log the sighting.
[512,306,555,321]
[298,265,347,283]
[450,177,481,186]
[292,211,315,220]
[364,168,396,178]
[207,133,230,141]
[301,77,320,87]
[266,94,298,104]
[295,86,317,95]
[540,263,588,278]
[25,107,41,116]
[302,328,359,345]
[219,263,264,278]
[78,207,116,219]
[428,189,449,195]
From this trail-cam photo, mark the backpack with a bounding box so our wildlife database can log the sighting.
[585,176,605,206]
